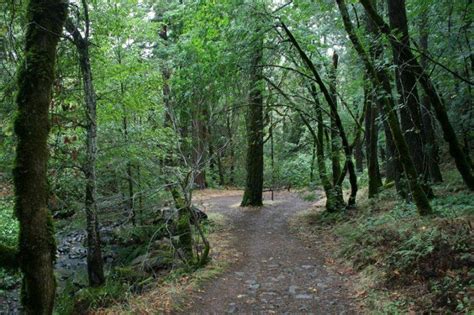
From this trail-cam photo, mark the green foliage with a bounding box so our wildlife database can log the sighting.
[0,197,17,248]
[0,197,20,291]
[333,185,474,312]
[55,275,131,315]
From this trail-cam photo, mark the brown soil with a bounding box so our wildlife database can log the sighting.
[179,190,358,314]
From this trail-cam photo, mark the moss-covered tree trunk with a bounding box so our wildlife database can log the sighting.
[66,11,105,287]
[336,0,432,215]
[308,85,345,212]
[282,22,357,209]
[13,0,67,313]
[315,102,345,212]
[170,187,193,261]
[364,79,383,197]
[241,32,264,207]
[387,0,433,196]
[364,2,392,197]
[360,0,474,191]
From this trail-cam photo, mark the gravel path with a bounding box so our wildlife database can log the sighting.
[180,190,357,314]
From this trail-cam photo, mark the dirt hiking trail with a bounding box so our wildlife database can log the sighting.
[181,190,358,314]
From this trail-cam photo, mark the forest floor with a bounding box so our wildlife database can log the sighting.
[176,189,360,314]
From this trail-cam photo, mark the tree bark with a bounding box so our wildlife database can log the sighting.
[330,52,342,185]
[241,31,264,207]
[364,77,383,197]
[308,85,345,212]
[13,0,67,313]
[360,0,474,190]
[192,103,208,189]
[66,9,105,287]
[387,0,432,193]
[337,0,432,215]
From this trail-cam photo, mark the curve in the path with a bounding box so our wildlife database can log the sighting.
[181,191,357,314]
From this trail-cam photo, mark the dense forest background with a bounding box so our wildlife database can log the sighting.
[0,0,473,313]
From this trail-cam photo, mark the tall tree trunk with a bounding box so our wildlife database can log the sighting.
[387,0,432,194]
[78,38,105,288]
[241,32,264,207]
[117,50,136,223]
[365,0,405,196]
[367,93,383,197]
[13,0,67,313]
[66,10,105,287]
[364,76,383,197]
[419,12,443,183]
[330,52,342,185]
[337,0,432,215]
[314,96,345,212]
[360,0,474,191]
[281,22,358,208]
[308,85,345,212]
[159,25,173,127]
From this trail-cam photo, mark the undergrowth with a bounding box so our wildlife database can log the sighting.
[54,212,228,314]
[298,170,474,313]
[0,197,20,295]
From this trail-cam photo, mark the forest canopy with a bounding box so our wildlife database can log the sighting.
[0,0,473,313]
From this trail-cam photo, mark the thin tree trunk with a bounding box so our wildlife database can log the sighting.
[418,12,443,183]
[13,0,67,312]
[192,106,208,189]
[137,164,144,224]
[309,85,345,212]
[311,140,317,181]
[337,0,432,215]
[282,22,357,208]
[117,52,136,223]
[330,52,342,185]
[126,160,135,224]
[226,113,235,185]
[66,11,105,287]
[216,149,225,186]
[360,0,474,190]
[159,25,173,127]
